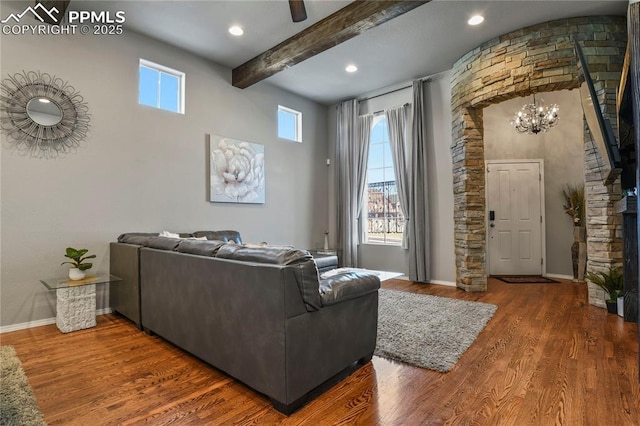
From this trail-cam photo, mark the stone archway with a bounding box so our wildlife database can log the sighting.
[450,16,627,292]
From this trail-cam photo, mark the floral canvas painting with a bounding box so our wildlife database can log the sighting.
[209,135,265,204]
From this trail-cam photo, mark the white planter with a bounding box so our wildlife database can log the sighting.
[617,296,624,318]
[68,267,86,281]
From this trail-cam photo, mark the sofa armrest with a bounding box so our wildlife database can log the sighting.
[318,271,380,306]
[109,242,142,328]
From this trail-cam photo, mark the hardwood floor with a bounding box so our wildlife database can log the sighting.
[1,278,638,425]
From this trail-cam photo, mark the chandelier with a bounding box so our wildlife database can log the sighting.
[512,93,559,134]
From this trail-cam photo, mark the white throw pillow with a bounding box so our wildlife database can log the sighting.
[159,230,180,238]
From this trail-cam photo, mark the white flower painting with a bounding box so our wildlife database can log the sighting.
[209,135,265,204]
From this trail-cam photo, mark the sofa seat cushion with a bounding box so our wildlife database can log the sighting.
[193,230,243,244]
[176,239,226,257]
[319,271,380,306]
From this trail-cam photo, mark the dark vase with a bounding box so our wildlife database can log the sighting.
[605,300,617,314]
[571,240,579,279]
[571,226,587,281]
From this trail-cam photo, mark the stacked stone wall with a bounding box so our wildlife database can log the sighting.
[450,16,626,292]
[583,85,624,307]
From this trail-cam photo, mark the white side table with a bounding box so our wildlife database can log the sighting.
[40,274,121,333]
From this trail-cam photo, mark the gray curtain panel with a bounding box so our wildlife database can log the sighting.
[409,80,430,282]
[385,105,411,249]
[336,99,372,267]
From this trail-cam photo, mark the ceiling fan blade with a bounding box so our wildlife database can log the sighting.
[289,0,307,22]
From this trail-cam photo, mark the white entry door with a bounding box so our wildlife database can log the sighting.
[486,161,543,275]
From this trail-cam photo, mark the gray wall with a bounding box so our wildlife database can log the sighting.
[327,71,455,284]
[483,89,584,277]
[0,22,328,327]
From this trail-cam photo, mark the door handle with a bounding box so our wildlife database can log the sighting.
[490,223,495,228]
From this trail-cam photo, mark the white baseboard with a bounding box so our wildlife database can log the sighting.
[429,280,457,287]
[545,273,574,280]
[0,308,112,334]
[386,276,457,287]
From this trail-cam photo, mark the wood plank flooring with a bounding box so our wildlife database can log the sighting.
[1,278,638,425]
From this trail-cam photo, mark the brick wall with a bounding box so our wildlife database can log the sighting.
[450,16,626,294]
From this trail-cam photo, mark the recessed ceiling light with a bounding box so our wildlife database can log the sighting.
[228,26,244,36]
[345,64,358,73]
[38,98,51,103]
[468,15,484,26]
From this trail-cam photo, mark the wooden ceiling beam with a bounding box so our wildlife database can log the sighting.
[232,0,431,89]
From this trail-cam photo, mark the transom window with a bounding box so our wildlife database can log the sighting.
[139,59,185,114]
[278,105,302,142]
[364,116,403,245]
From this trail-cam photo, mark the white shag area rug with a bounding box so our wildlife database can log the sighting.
[375,289,497,372]
[0,346,46,426]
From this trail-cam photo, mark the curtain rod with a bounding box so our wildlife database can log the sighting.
[357,73,435,103]
[371,102,410,116]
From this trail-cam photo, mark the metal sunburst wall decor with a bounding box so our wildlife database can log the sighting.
[0,71,90,158]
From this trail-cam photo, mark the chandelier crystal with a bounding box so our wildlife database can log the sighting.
[512,93,559,134]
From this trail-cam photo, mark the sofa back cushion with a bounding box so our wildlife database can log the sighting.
[215,244,309,265]
[193,230,242,244]
[176,239,226,257]
[146,236,182,251]
[216,245,321,311]
[117,233,159,244]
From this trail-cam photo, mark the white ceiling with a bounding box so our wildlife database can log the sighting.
[76,0,628,105]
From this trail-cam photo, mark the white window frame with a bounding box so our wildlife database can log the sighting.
[363,114,402,246]
[139,58,185,114]
[278,105,302,142]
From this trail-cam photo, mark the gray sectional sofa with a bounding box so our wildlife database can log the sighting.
[109,231,380,414]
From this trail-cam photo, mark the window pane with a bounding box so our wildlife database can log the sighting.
[368,144,384,169]
[278,109,297,140]
[371,120,387,143]
[364,116,401,245]
[139,60,184,114]
[367,168,385,184]
[383,166,395,182]
[159,73,179,112]
[139,66,158,107]
[278,106,302,142]
[383,143,393,167]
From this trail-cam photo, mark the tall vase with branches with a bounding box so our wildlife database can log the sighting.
[562,184,586,281]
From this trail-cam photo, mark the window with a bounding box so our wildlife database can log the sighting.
[278,105,302,142]
[139,59,185,114]
[364,116,403,245]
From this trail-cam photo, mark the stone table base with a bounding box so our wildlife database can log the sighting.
[56,285,97,333]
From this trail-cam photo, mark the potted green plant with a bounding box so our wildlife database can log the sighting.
[61,247,96,281]
[585,267,623,314]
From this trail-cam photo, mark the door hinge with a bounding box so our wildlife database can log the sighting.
[541,258,544,265]
[540,215,543,223]
[539,174,541,181]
